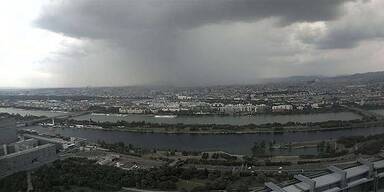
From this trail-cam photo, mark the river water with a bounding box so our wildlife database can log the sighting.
[0,107,361,125]
[2,107,382,155]
[25,125,384,155]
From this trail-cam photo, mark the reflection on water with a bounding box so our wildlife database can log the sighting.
[1,107,374,155]
[1,107,361,125]
[25,125,384,155]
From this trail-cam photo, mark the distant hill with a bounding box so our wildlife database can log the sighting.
[264,75,324,83]
[267,71,384,85]
[329,71,384,82]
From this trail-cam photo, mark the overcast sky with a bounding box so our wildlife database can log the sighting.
[1,0,384,88]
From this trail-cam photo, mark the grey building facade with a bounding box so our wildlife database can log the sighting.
[0,118,17,145]
[264,158,384,192]
[0,143,57,178]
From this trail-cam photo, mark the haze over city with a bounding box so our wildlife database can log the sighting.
[4,1,384,192]
[1,0,384,88]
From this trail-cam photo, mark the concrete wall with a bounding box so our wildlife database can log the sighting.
[13,139,38,152]
[23,134,66,151]
[0,118,17,145]
[0,143,57,178]
[264,159,384,192]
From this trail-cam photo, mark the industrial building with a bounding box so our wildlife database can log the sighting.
[0,118,17,155]
[0,143,57,178]
[264,158,384,192]
[0,119,59,179]
[13,138,39,152]
[22,133,72,151]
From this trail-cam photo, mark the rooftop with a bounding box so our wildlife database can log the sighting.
[0,143,55,160]
[271,159,384,192]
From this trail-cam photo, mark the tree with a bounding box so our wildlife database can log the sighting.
[201,152,209,159]
[252,141,266,156]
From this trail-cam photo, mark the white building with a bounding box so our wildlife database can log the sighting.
[272,105,293,112]
[119,107,145,114]
[264,158,384,192]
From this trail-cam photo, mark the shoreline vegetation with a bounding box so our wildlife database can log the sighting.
[52,117,384,134]
[2,106,383,134]
[0,105,358,116]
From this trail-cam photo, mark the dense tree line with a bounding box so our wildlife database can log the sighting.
[356,140,384,155]
[97,141,147,157]
[57,117,367,133]
[0,158,293,192]
[337,133,384,155]
[337,133,384,147]
[25,158,262,192]
[0,172,27,192]
[31,158,195,191]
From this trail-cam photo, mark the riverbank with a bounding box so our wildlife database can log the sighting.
[0,105,352,116]
[23,124,384,155]
[57,122,382,134]
[52,116,383,134]
[2,106,382,135]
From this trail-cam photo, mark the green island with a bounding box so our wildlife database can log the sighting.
[52,116,384,134]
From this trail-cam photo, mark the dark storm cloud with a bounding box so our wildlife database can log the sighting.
[34,0,384,87]
[36,0,353,39]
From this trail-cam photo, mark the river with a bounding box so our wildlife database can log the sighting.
[1,107,378,155]
[24,125,384,155]
[0,107,361,125]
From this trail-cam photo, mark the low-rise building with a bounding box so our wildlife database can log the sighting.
[22,133,71,151]
[119,107,145,114]
[13,138,38,152]
[0,143,57,178]
[0,118,17,156]
[264,158,384,192]
[272,105,293,112]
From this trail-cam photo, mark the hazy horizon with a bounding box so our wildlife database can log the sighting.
[0,69,381,89]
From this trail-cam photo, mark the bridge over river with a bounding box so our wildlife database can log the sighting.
[341,105,384,120]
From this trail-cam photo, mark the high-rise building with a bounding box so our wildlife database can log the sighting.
[0,118,17,144]
[0,143,57,178]
[0,118,17,155]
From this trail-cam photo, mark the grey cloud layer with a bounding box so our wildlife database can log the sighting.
[296,0,384,49]
[33,0,384,87]
[36,0,352,39]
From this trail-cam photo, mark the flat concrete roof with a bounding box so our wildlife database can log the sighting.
[0,143,55,160]
[272,159,384,192]
[23,133,69,144]
[374,160,384,169]
[346,165,369,179]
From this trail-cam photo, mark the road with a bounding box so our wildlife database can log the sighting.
[26,171,33,192]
